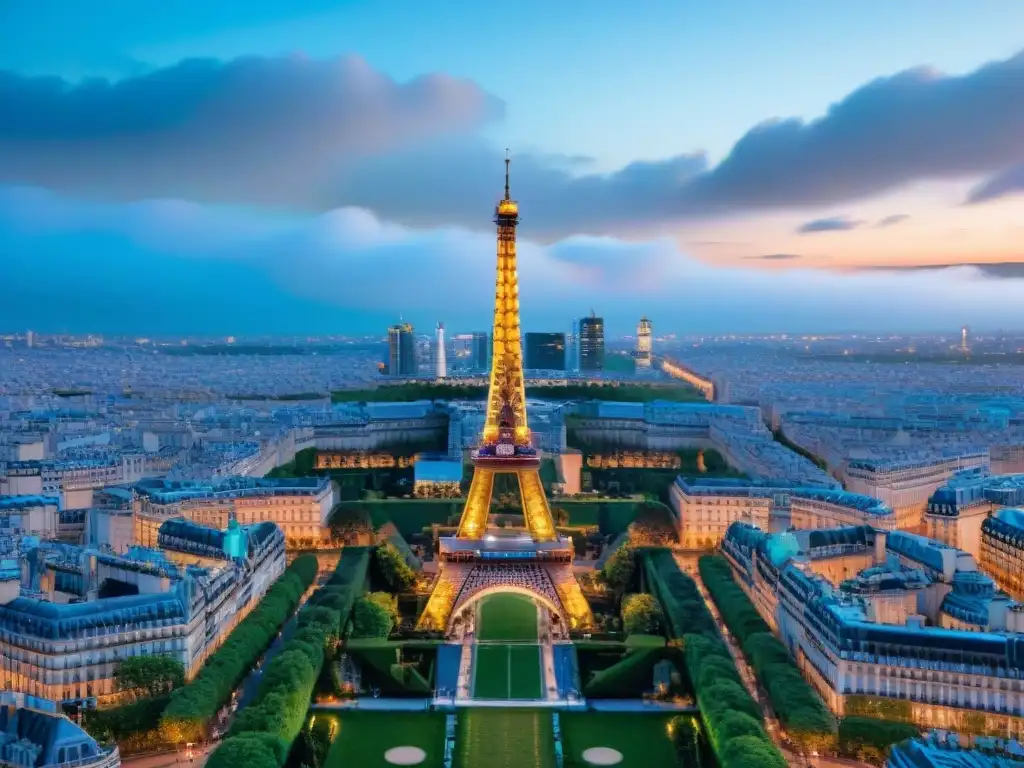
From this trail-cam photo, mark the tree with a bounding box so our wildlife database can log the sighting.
[366,591,400,627]
[375,542,415,591]
[601,543,636,595]
[328,504,372,544]
[621,593,663,635]
[351,595,394,638]
[206,735,282,768]
[551,507,570,526]
[115,656,185,700]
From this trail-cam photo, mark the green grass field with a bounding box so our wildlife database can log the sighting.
[455,709,555,768]
[322,711,446,768]
[477,593,539,642]
[561,712,683,767]
[473,644,543,699]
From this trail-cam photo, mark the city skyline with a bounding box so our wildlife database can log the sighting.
[2,2,1024,334]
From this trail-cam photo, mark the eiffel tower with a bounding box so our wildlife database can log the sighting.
[417,156,589,635]
[454,152,558,543]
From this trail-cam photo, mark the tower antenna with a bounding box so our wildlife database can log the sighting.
[504,149,511,200]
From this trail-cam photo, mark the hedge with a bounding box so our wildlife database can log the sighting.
[582,647,678,699]
[82,694,171,755]
[641,549,715,638]
[207,547,370,768]
[159,554,319,744]
[838,717,919,764]
[699,555,837,752]
[346,640,435,697]
[640,549,787,768]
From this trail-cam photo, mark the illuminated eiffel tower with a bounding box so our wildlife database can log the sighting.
[454,153,558,542]
[417,156,589,636]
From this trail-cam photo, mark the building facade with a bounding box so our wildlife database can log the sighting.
[635,316,652,368]
[387,323,417,376]
[578,315,604,372]
[722,522,1024,737]
[0,519,285,706]
[133,476,334,548]
[980,508,1024,602]
[471,332,490,372]
[524,333,566,371]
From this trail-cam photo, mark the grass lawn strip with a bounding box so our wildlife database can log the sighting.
[477,593,539,642]
[323,711,446,768]
[455,709,555,768]
[472,645,509,699]
[560,712,680,767]
[509,645,543,699]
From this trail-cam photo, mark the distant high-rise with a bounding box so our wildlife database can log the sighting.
[579,313,605,372]
[525,332,566,371]
[961,325,970,353]
[387,322,417,376]
[567,320,580,372]
[435,322,447,379]
[471,331,490,371]
[636,316,652,368]
[25,330,34,349]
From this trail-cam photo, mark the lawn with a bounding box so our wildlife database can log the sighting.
[455,709,555,768]
[561,712,683,767]
[323,711,446,768]
[477,593,539,642]
[473,645,543,699]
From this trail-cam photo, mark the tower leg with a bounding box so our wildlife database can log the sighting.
[518,469,557,541]
[457,468,495,539]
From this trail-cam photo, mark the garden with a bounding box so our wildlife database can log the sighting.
[321,712,447,768]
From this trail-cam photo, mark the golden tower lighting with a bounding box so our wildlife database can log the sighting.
[454,152,558,542]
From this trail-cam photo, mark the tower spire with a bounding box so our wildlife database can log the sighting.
[504,148,510,201]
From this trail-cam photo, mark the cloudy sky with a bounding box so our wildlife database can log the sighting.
[1,0,1023,336]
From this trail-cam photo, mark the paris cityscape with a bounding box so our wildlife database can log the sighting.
[2,3,1024,768]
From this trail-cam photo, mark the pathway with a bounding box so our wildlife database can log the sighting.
[538,601,559,701]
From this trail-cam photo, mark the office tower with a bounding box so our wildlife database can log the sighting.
[636,316,652,368]
[387,322,417,376]
[435,322,447,379]
[567,320,580,372]
[961,325,970,353]
[25,330,34,349]
[524,332,567,371]
[579,312,605,372]
[471,331,490,371]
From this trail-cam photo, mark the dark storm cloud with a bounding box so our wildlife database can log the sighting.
[966,164,1024,204]
[0,55,501,205]
[796,216,862,234]
[876,214,910,228]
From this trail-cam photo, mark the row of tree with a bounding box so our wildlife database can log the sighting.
[158,555,320,744]
[640,549,788,768]
[205,548,371,768]
[698,555,837,753]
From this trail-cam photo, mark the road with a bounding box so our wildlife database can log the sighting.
[121,745,212,768]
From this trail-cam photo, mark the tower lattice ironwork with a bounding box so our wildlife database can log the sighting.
[455,153,557,542]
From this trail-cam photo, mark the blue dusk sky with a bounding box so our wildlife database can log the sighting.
[1,1,1023,336]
